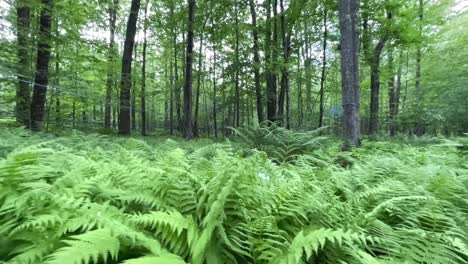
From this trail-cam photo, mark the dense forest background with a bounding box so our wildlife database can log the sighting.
[0,0,467,141]
[1,1,468,263]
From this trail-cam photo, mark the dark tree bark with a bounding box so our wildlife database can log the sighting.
[16,0,31,127]
[30,0,53,131]
[141,0,149,136]
[277,0,288,126]
[248,0,264,124]
[183,0,195,138]
[104,0,118,128]
[368,37,386,134]
[338,0,361,149]
[118,0,141,135]
[368,10,392,135]
[264,0,276,123]
[318,7,328,128]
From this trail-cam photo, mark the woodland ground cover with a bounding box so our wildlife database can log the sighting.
[0,126,467,264]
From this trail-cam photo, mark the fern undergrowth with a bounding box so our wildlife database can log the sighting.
[0,127,467,264]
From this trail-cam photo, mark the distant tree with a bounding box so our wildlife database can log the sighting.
[30,0,53,131]
[338,0,361,148]
[183,0,196,138]
[118,0,141,135]
[15,0,31,127]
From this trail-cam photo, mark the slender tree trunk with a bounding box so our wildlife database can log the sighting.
[368,37,386,135]
[16,0,31,127]
[141,0,149,136]
[210,15,218,138]
[318,7,328,128]
[30,0,53,131]
[183,0,195,138]
[388,46,396,136]
[194,16,207,137]
[415,0,424,135]
[248,0,264,124]
[118,0,141,135]
[171,5,182,133]
[395,48,402,117]
[277,0,288,126]
[234,0,241,128]
[338,0,361,149]
[131,42,138,131]
[105,0,118,128]
[170,60,174,134]
[265,0,276,123]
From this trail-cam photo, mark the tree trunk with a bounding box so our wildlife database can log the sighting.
[131,42,138,131]
[338,0,361,149]
[118,0,141,135]
[30,0,53,131]
[194,15,208,137]
[183,0,195,138]
[171,4,182,133]
[170,60,174,134]
[415,0,424,135]
[16,0,31,127]
[141,0,149,136]
[318,7,328,128]
[388,46,396,136]
[234,0,241,128]
[210,15,218,138]
[265,0,277,123]
[105,0,118,128]
[248,0,264,124]
[277,0,289,127]
[368,37,386,135]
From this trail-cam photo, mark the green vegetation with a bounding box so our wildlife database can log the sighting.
[1,127,467,263]
[1,0,468,263]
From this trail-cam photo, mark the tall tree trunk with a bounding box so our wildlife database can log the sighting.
[264,0,276,123]
[171,4,182,133]
[388,46,396,136]
[105,0,118,128]
[16,0,31,127]
[131,42,138,131]
[277,0,288,126]
[338,0,361,149]
[141,0,149,136]
[183,0,195,138]
[30,0,53,131]
[318,7,328,128]
[395,48,402,117]
[234,0,241,128]
[248,0,264,124]
[368,10,391,135]
[194,16,208,137]
[415,0,424,135]
[170,60,174,134]
[368,37,386,135]
[118,0,141,135]
[212,23,218,138]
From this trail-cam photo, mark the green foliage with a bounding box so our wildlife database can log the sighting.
[231,124,328,163]
[0,127,467,264]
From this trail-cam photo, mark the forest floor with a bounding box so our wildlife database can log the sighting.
[0,123,467,263]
